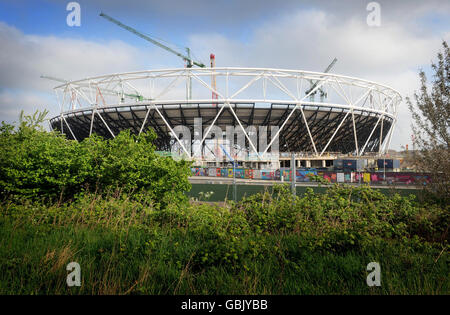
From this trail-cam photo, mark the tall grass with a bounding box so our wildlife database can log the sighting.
[0,184,448,294]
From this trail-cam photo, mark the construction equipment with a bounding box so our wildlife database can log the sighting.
[100,12,205,68]
[99,12,206,100]
[40,75,146,102]
[305,57,337,102]
[40,75,68,84]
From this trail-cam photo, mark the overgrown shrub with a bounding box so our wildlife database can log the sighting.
[0,112,191,207]
[0,111,448,294]
[237,184,449,250]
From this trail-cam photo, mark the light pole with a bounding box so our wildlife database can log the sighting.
[232,144,239,202]
[233,158,237,202]
[219,143,238,202]
[291,152,296,197]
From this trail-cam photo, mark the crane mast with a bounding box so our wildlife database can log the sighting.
[306,57,338,102]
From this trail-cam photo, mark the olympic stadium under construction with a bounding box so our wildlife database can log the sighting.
[49,67,401,169]
[47,13,402,170]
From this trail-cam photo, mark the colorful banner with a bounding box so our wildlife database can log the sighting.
[363,173,371,183]
[191,168,431,186]
[296,170,317,182]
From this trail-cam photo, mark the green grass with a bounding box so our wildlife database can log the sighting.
[0,218,447,294]
[0,184,448,295]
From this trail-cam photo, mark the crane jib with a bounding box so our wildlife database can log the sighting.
[99,12,205,68]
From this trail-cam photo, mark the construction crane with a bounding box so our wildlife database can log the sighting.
[99,12,206,100]
[40,75,146,103]
[305,57,337,102]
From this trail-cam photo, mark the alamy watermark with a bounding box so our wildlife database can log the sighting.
[66,2,81,27]
[66,262,81,287]
[170,118,280,164]
[366,262,381,286]
[366,2,381,27]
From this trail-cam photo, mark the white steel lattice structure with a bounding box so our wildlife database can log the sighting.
[49,67,402,159]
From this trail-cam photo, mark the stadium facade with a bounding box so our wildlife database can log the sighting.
[49,67,401,169]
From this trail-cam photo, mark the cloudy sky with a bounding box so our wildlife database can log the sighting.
[0,0,449,150]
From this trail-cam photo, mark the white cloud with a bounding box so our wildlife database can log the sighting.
[1,3,448,150]
[188,9,448,150]
[0,22,146,91]
[0,21,151,124]
[0,91,54,124]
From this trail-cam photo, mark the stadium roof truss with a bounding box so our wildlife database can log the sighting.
[50,67,402,159]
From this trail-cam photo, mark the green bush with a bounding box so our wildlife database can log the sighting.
[237,184,449,249]
[0,112,191,207]
[0,111,448,294]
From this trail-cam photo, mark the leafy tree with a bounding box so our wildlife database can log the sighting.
[0,110,191,206]
[407,41,449,203]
